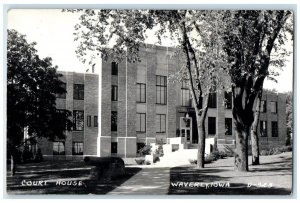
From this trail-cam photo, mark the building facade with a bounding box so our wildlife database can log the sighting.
[37,45,287,160]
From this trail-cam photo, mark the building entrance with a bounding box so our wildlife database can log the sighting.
[180,114,193,144]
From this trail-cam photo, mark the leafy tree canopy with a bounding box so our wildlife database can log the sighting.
[221,10,292,126]
[7,29,72,149]
[68,9,230,100]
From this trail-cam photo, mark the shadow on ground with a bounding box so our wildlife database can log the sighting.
[168,154,292,195]
[6,153,292,195]
[6,160,141,195]
[87,167,142,194]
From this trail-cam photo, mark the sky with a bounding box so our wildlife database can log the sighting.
[7,9,294,93]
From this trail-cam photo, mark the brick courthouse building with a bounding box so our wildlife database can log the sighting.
[37,45,287,160]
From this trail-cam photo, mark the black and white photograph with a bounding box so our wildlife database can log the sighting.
[4,4,295,197]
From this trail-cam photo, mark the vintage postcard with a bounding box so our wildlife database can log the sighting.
[5,6,294,196]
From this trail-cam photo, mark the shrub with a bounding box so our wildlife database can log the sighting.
[218,150,227,159]
[210,151,219,161]
[223,145,235,157]
[284,145,293,152]
[278,145,292,152]
[205,154,215,163]
[210,148,228,160]
[189,148,227,165]
[137,145,152,157]
[155,144,164,157]
[260,150,268,156]
[153,154,160,163]
[135,158,145,165]
[188,159,197,165]
[188,155,214,165]
[260,146,293,156]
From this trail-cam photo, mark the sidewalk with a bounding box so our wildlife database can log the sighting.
[108,167,171,195]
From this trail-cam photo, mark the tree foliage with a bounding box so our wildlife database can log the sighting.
[222,10,291,124]
[221,10,292,171]
[68,9,292,171]
[68,9,229,168]
[7,29,72,151]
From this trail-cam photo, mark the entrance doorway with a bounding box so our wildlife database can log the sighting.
[180,114,193,144]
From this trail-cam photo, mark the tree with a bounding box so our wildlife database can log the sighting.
[7,29,72,175]
[250,88,262,165]
[222,10,292,171]
[286,91,292,146]
[69,9,228,168]
[150,10,229,168]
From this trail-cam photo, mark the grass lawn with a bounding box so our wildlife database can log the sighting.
[168,152,293,195]
[6,152,292,195]
[6,160,142,195]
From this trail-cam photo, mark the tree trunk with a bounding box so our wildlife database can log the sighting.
[196,95,209,169]
[9,144,17,176]
[196,114,206,168]
[251,92,262,165]
[251,126,260,165]
[234,121,250,171]
[10,155,16,176]
[232,84,257,172]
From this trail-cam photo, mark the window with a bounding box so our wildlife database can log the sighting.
[111,142,118,154]
[156,114,166,133]
[272,121,278,137]
[56,109,68,130]
[53,142,65,155]
[112,85,118,101]
[73,110,84,131]
[111,111,118,131]
[94,116,98,127]
[260,121,267,137]
[111,62,118,75]
[136,113,146,132]
[208,117,216,135]
[225,118,232,135]
[87,115,91,127]
[208,93,217,108]
[271,102,277,113]
[137,143,145,153]
[56,83,66,99]
[72,142,83,155]
[181,81,191,107]
[156,75,167,104]
[208,82,217,108]
[260,100,267,113]
[73,84,84,100]
[224,92,232,109]
[136,83,146,103]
